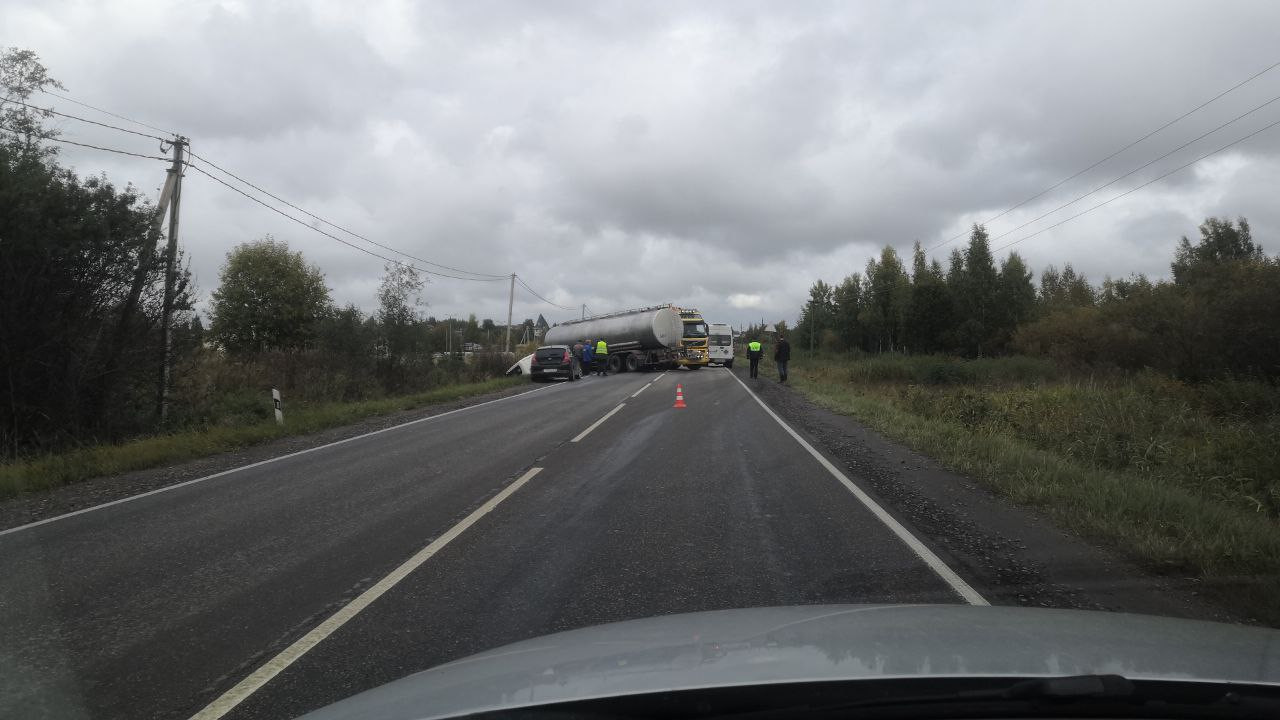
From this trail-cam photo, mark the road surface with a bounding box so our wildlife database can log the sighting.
[0,367,1218,719]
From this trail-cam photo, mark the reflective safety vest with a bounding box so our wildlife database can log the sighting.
[748,341,762,353]
[595,340,608,356]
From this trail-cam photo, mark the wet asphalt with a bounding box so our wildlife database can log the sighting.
[0,366,1225,719]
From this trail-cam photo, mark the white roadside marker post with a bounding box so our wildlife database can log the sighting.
[272,388,283,425]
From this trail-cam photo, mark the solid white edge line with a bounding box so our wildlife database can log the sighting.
[0,383,559,538]
[729,373,989,606]
[188,466,545,720]
[570,403,626,443]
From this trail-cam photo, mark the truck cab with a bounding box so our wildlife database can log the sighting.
[675,308,710,369]
[706,323,734,368]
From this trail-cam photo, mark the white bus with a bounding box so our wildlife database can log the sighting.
[707,323,735,368]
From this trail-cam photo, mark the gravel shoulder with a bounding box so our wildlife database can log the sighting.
[731,364,1243,625]
[0,380,544,532]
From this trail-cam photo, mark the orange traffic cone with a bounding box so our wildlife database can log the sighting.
[673,383,687,409]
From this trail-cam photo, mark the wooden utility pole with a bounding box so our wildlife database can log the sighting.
[504,273,515,353]
[157,136,186,423]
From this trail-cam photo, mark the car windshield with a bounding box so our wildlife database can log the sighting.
[2,3,1278,720]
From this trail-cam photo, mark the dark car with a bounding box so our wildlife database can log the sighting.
[530,345,582,382]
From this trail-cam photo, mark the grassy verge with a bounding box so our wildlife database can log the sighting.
[751,350,1280,624]
[0,375,523,501]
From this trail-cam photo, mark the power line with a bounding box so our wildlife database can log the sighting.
[187,150,507,279]
[186,162,505,281]
[515,275,574,310]
[928,60,1280,252]
[992,114,1280,254]
[989,93,1280,244]
[0,122,170,160]
[36,88,177,136]
[0,95,169,141]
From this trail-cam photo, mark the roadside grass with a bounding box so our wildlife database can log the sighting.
[751,349,1280,625]
[0,376,523,501]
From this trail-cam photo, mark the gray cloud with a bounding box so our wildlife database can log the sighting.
[4,0,1280,329]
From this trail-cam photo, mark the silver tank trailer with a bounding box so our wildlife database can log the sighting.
[544,306,683,352]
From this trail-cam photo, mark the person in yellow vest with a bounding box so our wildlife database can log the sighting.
[594,339,609,376]
[747,339,763,378]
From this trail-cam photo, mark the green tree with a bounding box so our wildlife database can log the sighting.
[0,137,189,453]
[0,47,65,158]
[797,279,836,352]
[832,273,864,350]
[317,304,373,358]
[1039,263,1096,312]
[1172,217,1263,285]
[861,246,911,352]
[377,262,426,356]
[210,238,332,354]
[992,251,1036,352]
[951,224,999,356]
[905,243,951,354]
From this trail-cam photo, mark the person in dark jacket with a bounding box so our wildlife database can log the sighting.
[581,340,594,375]
[774,335,791,383]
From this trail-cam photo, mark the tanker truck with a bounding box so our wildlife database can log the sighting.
[544,305,686,373]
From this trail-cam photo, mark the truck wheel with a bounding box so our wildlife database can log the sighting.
[607,355,623,374]
[724,359,733,369]
[625,355,640,372]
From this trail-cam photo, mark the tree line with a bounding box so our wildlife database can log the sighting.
[792,219,1280,381]
[201,236,534,399]
[0,49,527,459]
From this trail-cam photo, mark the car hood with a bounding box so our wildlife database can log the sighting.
[301,605,1280,720]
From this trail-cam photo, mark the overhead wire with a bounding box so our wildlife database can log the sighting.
[0,95,170,141]
[0,122,170,160]
[186,162,504,281]
[927,60,1280,253]
[36,88,177,137]
[11,90,579,303]
[187,150,507,280]
[991,114,1280,254]
[515,275,574,310]
[988,93,1280,244]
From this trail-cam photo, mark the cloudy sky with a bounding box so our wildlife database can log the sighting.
[5,0,1279,328]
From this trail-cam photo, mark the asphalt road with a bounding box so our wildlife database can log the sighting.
[0,366,1213,719]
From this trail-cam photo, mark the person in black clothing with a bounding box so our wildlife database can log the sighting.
[774,335,791,383]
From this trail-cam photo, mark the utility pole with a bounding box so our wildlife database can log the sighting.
[157,135,187,423]
[505,273,515,353]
